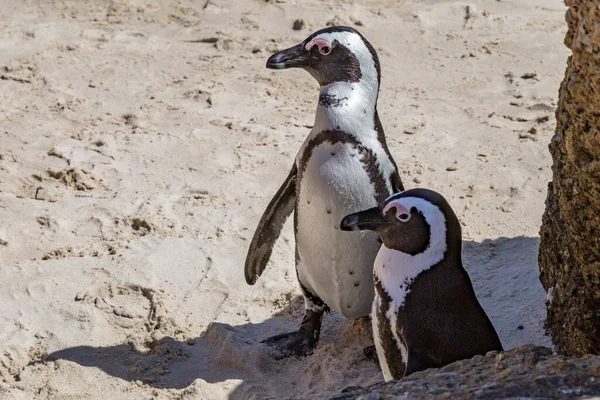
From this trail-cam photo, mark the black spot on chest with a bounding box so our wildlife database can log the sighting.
[319,94,347,108]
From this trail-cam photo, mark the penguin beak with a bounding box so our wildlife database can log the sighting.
[266,43,310,70]
[340,207,387,232]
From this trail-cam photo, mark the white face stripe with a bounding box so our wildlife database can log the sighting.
[373,197,448,312]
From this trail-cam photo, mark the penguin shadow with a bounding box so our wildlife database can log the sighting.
[462,236,550,349]
[43,294,379,398]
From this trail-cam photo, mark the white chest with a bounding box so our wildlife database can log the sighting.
[295,140,381,317]
[371,290,409,382]
[374,237,446,311]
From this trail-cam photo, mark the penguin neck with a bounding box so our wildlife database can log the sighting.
[313,80,379,140]
[374,235,448,311]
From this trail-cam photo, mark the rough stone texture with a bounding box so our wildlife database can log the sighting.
[326,345,600,399]
[539,0,600,356]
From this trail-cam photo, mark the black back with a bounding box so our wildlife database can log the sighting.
[399,255,503,375]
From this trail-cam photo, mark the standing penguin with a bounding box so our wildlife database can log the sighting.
[340,189,503,380]
[245,27,404,358]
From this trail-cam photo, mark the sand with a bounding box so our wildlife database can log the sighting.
[0,0,568,399]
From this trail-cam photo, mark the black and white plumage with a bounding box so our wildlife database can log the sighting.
[244,26,404,358]
[341,189,503,380]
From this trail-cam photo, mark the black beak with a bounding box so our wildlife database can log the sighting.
[340,207,387,232]
[266,43,310,70]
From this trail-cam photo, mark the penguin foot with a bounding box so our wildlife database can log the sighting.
[363,345,379,364]
[261,330,317,359]
[262,302,325,359]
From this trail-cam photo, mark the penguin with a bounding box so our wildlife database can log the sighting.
[244,26,404,358]
[340,188,503,380]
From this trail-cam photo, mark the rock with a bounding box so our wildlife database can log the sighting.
[122,113,145,129]
[349,16,363,27]
[41,246,74,260]
[326,15,350,27]
[292,19,304,30]
[47,168,106,191]
[536,115,550,124]
[326,345,600,399]
[539,0,600,356]
[521,72,537,79]
[131,218,152,235]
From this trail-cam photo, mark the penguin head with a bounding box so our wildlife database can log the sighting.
[341,189,460,256]
[266,26,380,88]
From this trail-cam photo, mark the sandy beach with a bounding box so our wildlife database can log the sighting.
[0,0,568,398]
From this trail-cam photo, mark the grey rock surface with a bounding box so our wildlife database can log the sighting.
[326,345,600,399]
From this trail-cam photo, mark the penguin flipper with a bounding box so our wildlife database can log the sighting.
[244,164,297,285]
[405,349,440,377]
[391,170,404,193]
[401,323,443,377]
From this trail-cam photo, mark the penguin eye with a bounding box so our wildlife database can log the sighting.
[397,213,411,223]
[319,45,332,56]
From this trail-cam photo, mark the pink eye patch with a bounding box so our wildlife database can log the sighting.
[383,201,411,220]
[305,38,332,53]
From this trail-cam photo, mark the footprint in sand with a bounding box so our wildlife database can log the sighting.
[74,284,188,340]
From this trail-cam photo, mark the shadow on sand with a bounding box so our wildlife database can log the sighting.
[45,297,318,399]
[44,236,548,399]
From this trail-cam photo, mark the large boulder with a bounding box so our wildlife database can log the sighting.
[539,0,600,356]
[328,345,600,399]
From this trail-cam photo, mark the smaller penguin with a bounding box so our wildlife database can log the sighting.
[340,188,503,381]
